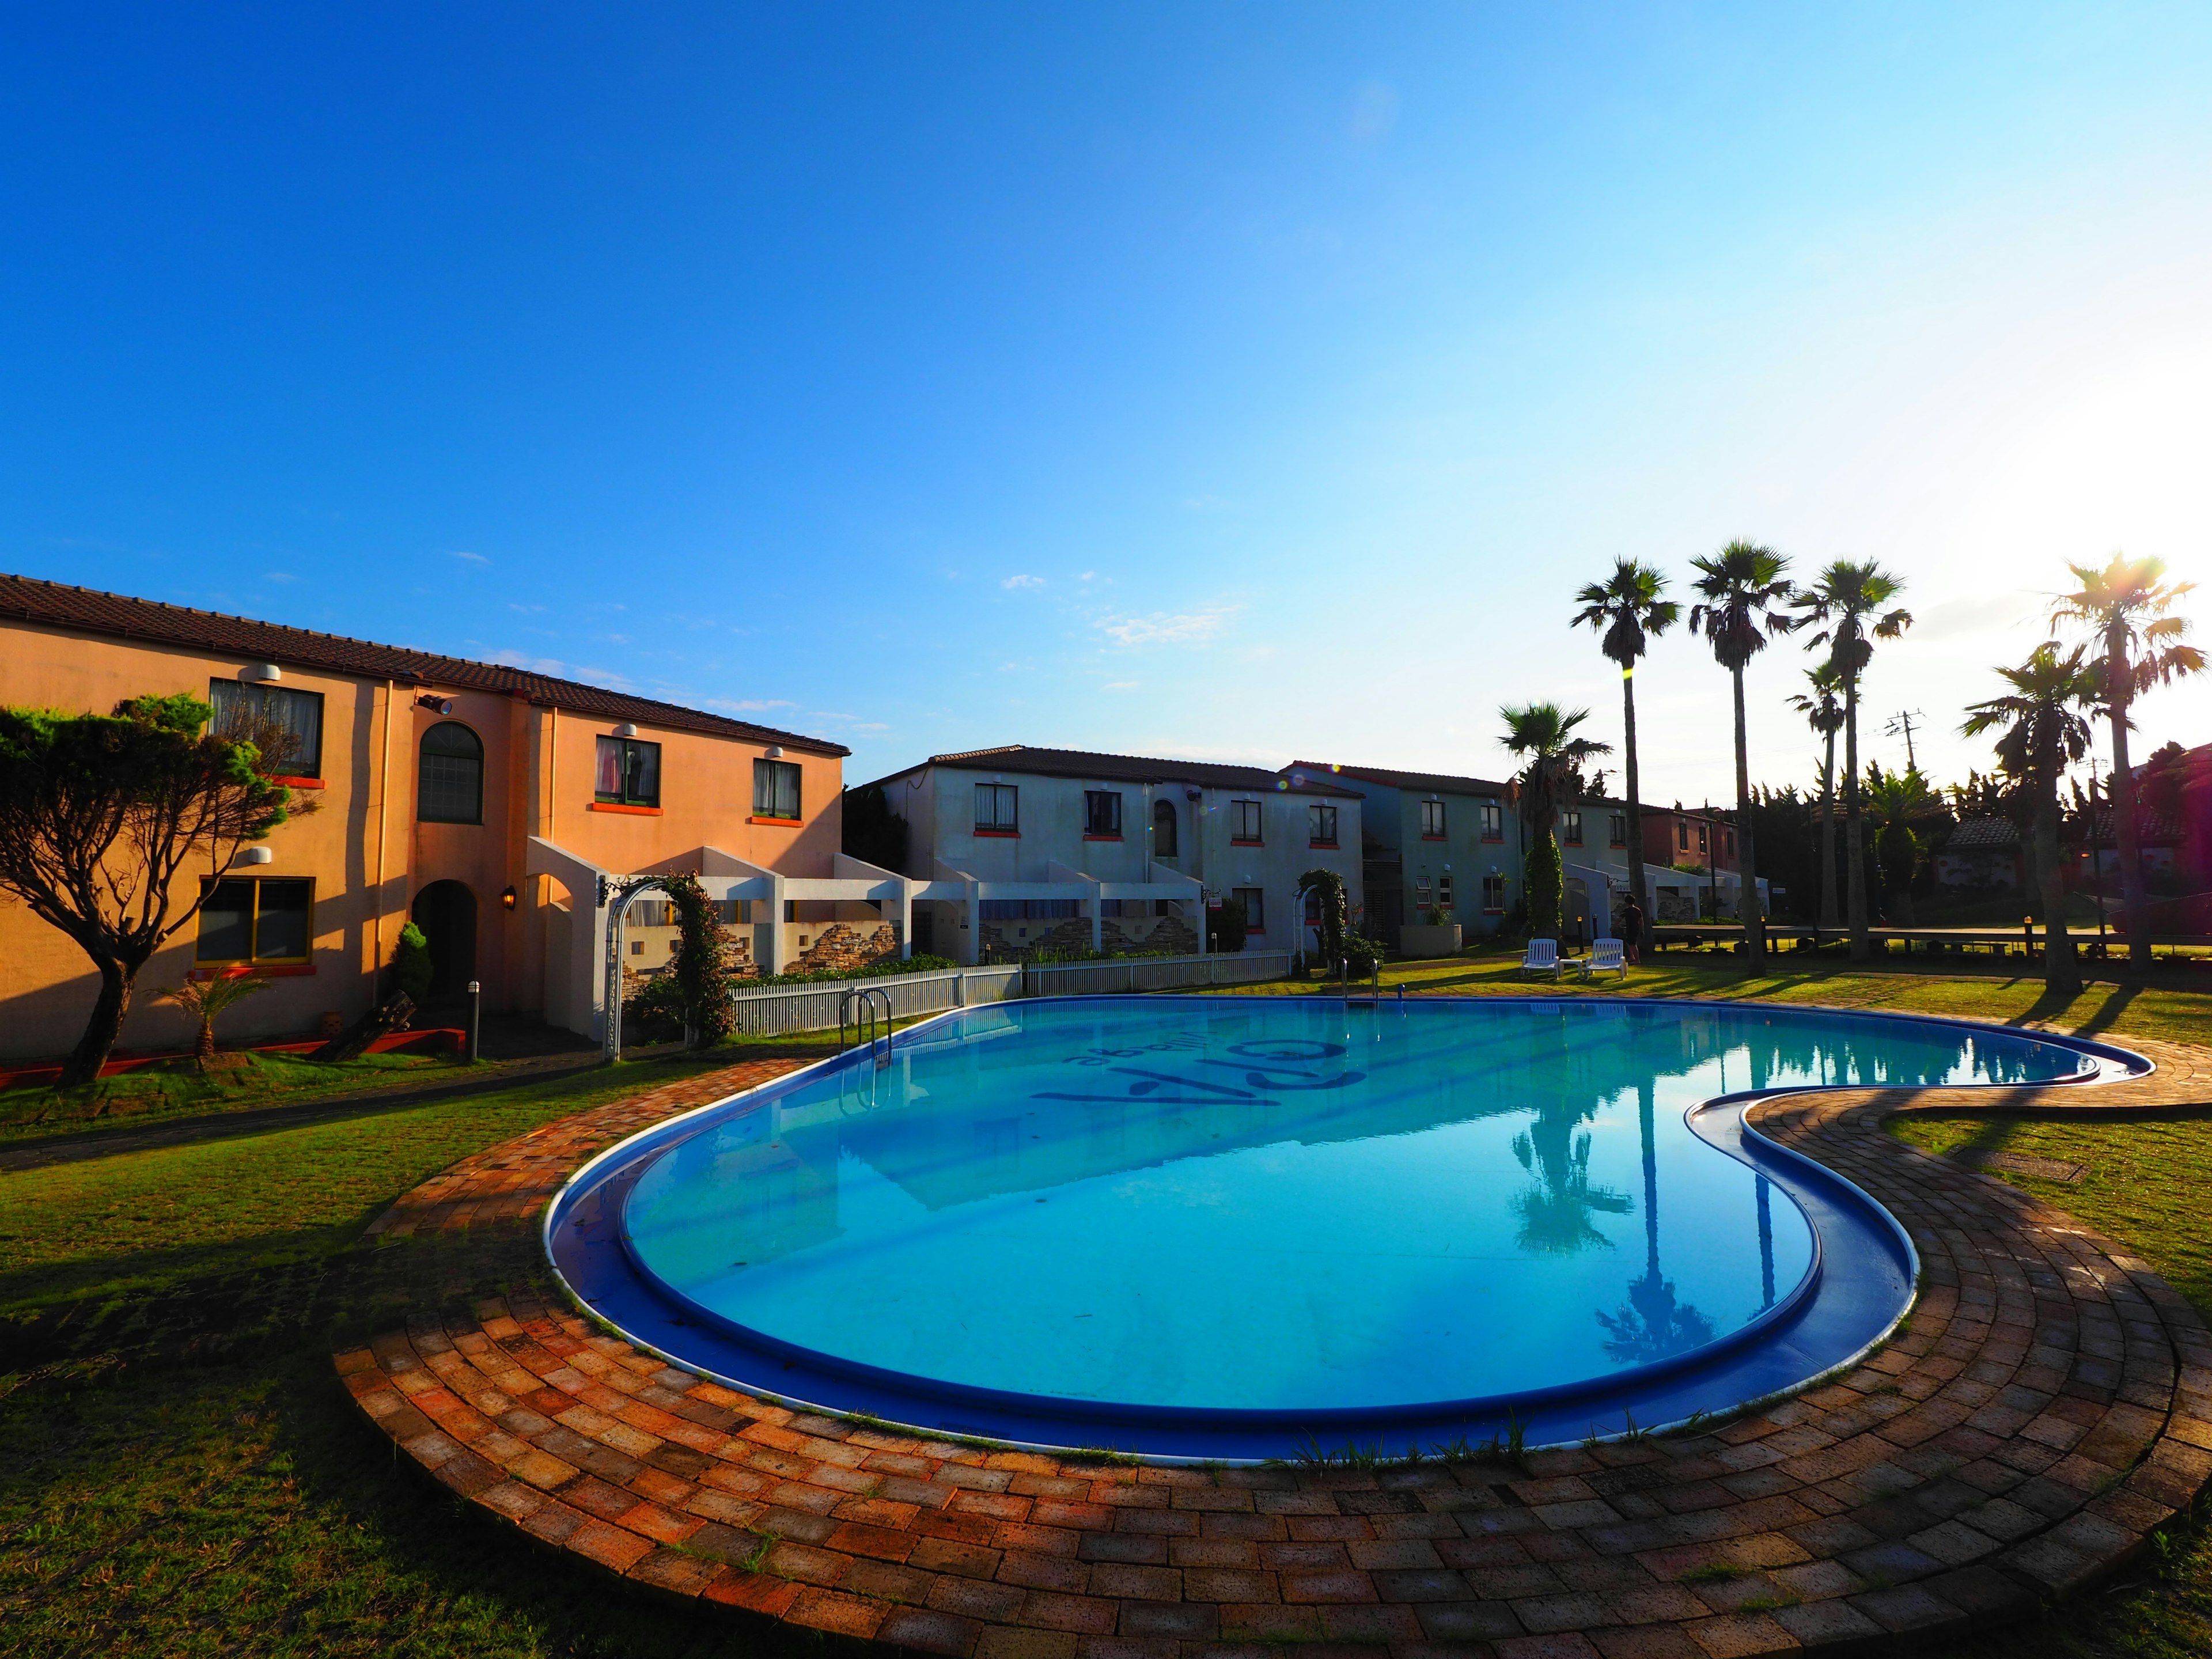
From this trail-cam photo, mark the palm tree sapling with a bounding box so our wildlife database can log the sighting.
[1499,703,1611,943]
[1788,664,1846,938]
[157,971,272,1069]
[1570,559,1678,955]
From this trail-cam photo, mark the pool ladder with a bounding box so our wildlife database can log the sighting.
[840,986,893,1069]
[1338,957,1393,1006]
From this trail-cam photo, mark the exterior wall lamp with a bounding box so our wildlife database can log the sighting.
[415,694,454,714]
[240,846,274,865]
[240,662,282,683]
[764,745,784,758]
[501,885,518,910]
[612,722,639,737]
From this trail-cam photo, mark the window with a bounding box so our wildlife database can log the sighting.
[1421,800,1446,839]
[1696,824,1709,854]
[1563,810,1583,846]
[1609,813,1627,847]
[1437,873,1455,910]
[1415,876,1431,906]
[209,681,324,779]
[1309,802,1338,846]
[1480,801,1503,840]
[196,876,313,963]
[1152,798,1178,855]
[590,735,661,809]
[1232,886,1265,932]
[420,722,484,823]
[751,757,800,820]
[1482,874,1507,912]
[1725,830,1736,858]
[1084,790,1123,838]
[1678,820,1691,851]
[1230,799,1263,843]
[975,783,1019,834]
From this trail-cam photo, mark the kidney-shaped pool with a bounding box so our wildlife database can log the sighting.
[551,997,2141,1458]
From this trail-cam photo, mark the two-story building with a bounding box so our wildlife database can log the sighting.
[865,746,1365,963]
[0,574,868,1058]
[1291,763,1527,945]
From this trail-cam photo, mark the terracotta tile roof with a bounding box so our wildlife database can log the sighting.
[1292,760,1514,797]
[0,573,848,756]
[868,744,1361,797]
[1944,815,2021,851]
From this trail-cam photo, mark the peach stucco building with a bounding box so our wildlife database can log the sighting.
[0,574,854,1060]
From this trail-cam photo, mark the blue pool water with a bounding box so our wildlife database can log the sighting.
[616,997,2101,1420]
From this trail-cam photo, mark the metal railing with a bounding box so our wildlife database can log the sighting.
[725,950,1291,1037]
[839,986,892,1066]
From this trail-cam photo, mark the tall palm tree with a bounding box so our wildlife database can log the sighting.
[1687,541,1796,965]
[2049,555,2204,970]
[1571,560,1679,956]
[1787,662,1846,940]
[1792,562,1913,961]
[1499,702,1611,943]
[1861,763,1941,926]
[1962,644,2099,998]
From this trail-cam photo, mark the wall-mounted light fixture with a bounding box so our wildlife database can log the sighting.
[501,885,518,911]
[240,663,282,683]
[764,745,784,759]
[415,694,454,714]
[613,722,639,738]
[240,846,274,866]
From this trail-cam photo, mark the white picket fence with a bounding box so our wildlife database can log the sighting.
[725,949,1292,1037]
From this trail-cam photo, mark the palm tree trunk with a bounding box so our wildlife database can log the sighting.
[1817,728,1838,938]
[1843,673,1869,959]
[2107,639,2149,968]
[1732,666,1763,964]
[2034,777,2079,998]
[1623,668,1653,955]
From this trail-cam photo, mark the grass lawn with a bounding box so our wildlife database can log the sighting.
[0,1050,463,1146]
[3,972,2210,1656]
[1241,943,2212,1048]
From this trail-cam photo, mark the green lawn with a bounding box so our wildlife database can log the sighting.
[4,974,2211,1656]
[1245,945,2212,1047]
[0,1049,461,1146]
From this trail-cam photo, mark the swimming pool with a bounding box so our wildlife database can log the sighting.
[551,997,2141,1459]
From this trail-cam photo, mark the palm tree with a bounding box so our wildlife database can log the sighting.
[1687,541,1796,965]
[1499,702,1611,943]
[1861,763,1941,926]
[1962,645,2099,997]
[1792,562,1913,961]
[1787,663,1846,940]
[156,972,271,1069]
[2049,556,2205,970]
[1571,560,1679,957]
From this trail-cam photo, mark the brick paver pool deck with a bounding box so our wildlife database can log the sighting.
[339,1026,2212,1657]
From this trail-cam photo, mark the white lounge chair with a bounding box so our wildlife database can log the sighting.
[1519,938,1562,980]
[1581,938,1627,980]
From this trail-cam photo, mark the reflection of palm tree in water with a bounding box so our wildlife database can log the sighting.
[1595,1081,1718,1364]
[1509,1088,1631,1256]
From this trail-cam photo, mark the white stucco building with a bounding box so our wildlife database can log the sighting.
[862,745,1366,963]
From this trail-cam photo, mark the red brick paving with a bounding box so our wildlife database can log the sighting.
[340,1032,2212,1655]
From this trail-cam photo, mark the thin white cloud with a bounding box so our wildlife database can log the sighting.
[264,571,298,584]
[707,697,796,713]
[1097,608,1236,647]
[450,550,490,565]
[1102,680,1139,691]
[1002,574,1045,590]
[507,601,546,614]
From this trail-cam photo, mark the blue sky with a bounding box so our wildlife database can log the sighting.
[3,4,2209,801]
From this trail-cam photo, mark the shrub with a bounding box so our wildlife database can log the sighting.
[1210,895,1248,953]
[391,922,433,1004]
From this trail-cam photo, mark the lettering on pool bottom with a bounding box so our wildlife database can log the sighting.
[1033,1036,1365,1108]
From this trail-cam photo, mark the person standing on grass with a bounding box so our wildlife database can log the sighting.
[1620,893,1645,964]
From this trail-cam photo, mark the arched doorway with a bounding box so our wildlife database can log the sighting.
[410,880,478,1003]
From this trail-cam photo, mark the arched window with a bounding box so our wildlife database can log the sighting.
[419,721,483,824]
[1152,798,1179,857]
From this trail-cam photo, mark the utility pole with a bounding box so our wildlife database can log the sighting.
[1886,709,1925,774]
